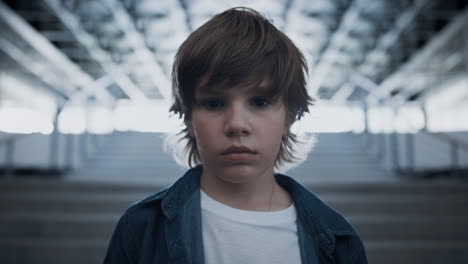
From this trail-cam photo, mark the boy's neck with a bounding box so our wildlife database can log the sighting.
[200,170,292,212]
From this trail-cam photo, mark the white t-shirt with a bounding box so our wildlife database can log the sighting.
[200,190,302,264]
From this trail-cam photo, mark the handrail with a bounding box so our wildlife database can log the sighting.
[0,133,25,178]
[368,129,468,173]
[0,134,26,146]
[421,130,468,152]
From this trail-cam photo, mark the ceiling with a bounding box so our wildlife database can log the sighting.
[0,0,467,109]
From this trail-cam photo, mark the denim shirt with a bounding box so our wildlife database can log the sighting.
[104,166,367,264]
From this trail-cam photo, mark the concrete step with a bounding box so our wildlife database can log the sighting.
[2,179,467,196]
[2,189,466,217]
[349,215,468,241]
[1,175,463,191]
[75,166,176,175]
[292,164,386,172]
[0,178,467,264]
[1,239,467,264]
[77,163,180,171]
[0,193,146,214]
[0,238,107,264]
[0,178,165,193]
[0,212,117,241]
[294,155,380,165]
[88,155,176,162]
[323,195,468,217]
[1,212,466,243]
[366,240,468,264]
[68,171,185,183]
[307,181,468,196]
[291,170,395,183]
[89,147,171,154]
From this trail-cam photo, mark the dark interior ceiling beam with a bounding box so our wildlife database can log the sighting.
[370,6,468,106]
[0,1,114,105]
[307,0,358,97]
[282,0,295,24]
[333,0,429,102]
[0,35,71,101]
[43,0,149,104]
[331,71,380,103]
[177,0,193,33]
[100,0,171,102]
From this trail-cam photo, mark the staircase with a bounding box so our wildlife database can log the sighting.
[0,132,467,263]
[68,132,185,184]
[312,182,468,263]
[287,133,395,183]
[0,179,159,264]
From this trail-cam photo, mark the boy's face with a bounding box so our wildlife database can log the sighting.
[188,81,287,185]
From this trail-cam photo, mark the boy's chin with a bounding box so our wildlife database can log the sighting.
[211,164,274,185]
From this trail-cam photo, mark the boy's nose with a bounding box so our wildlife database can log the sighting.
[223,105,251,137]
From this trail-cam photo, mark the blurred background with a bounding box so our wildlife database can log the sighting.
[0,0,467,263]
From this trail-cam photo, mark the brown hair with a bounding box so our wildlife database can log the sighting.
[170,7,313,168]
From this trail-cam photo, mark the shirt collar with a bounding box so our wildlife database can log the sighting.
[275,173,358,255]
[161,166,356,237]
[161,166,202,219]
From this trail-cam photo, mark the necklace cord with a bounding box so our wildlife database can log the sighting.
[268,182,275,211]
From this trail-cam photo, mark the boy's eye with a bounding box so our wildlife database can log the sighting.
[202,99,224,109]
[251,97,270,107]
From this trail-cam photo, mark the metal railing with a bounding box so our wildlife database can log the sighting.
[422,131,468,168]
[0,134,26,177]
[366,130,468,176]
[0,132,105,178]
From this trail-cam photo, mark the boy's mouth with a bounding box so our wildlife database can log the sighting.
[221,146,256,155]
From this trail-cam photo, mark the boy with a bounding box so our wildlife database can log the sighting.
[104,7,367,264]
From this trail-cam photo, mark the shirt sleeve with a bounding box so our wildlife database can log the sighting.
[103,213,134,264]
